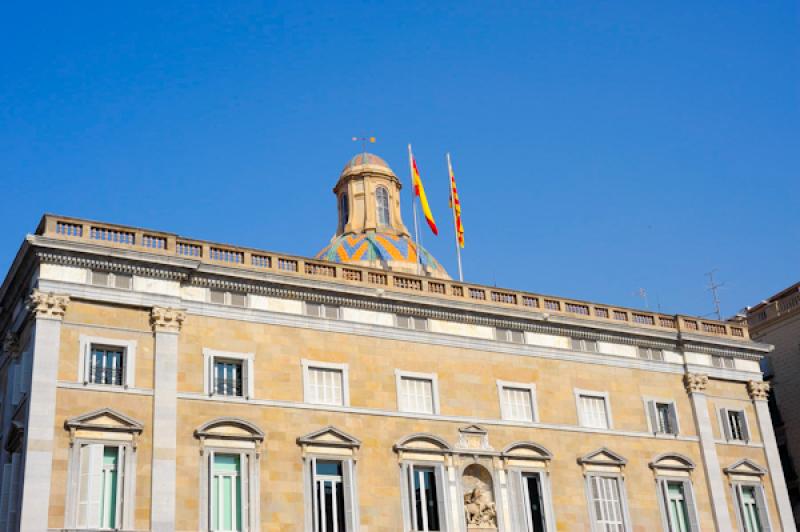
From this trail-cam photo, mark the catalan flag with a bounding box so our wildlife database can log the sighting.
[448,155,464,248]
[408,145,438,235]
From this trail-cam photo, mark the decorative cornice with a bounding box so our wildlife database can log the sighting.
[684,373,709,394]
[681,341,762,362]
[28,289,70,320]
[36,250,188,281]
[150,307,186,333]
[747,380,770,401]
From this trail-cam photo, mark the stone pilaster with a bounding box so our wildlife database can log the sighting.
[684,372,734,531]
[150,307,185,532]
[19,290,69,532]
[748,380,797,532]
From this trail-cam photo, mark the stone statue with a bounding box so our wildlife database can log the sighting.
[463,486,497,528]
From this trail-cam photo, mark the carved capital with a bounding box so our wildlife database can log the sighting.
[2,332,20,358]
[150,307,186,333]
[28,289,70,320]
[747,380,770,401]
[684,373,709,394]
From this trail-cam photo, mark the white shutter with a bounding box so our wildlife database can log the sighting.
[682,480,700,532]
[78,444,104,528]
[646,401,658,433]
[208,450,215,530]
[668,405,679,436]
[434,466,448,531]
[508,470,525,532]
[311,457,319,532]
[240,453,249,531]
[243,360,250,399]
[740,412,751,442]
[754,485,772,532]
[721,409,732,440]
[407,465,418,529]
[343,459,357,531]
[115,446,125,529]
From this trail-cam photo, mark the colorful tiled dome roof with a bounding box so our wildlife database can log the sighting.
[316,232,448,278]
[342,153,391,173]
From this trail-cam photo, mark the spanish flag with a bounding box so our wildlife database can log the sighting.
[448,154,464,248]
[408,145,438,235]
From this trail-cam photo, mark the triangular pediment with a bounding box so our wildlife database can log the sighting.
[724,459,767,477]
[458,424,488,436]
[578,447,627,466]
[64,408,143,433]
[297,426,361,448]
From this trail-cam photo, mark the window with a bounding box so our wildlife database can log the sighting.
[407,465,444,531]
[79,336,136,389]
[658,479,698,532]
[303,360,349,406]
[210,453,242,531]
[90,270,133,290]
[376,186,390,226]
[498,381,538,422]
[397,315,428,331]
[396,371,439,414]
[570,338,598,352]
[209,289,247,307]
[313,460,345,531]
[587,475,627,532]
[75,444,125,529]
[339,193,349,232]
[637,347,664,361]
[712,355,736,369]
[203,349,254,399]
[576,390,611,429]
[734,484,769,532]
[521,472,548,532]
[721,408,750,442]
[645,400,679,435]
[306,302,341,320]
[497,327,525,344]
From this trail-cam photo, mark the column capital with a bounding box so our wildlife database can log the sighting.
[28,289,70,320]
[150,307,186,333]
[684,372,709,394]
[747,380,770,401]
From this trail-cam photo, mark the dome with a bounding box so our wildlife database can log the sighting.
[316,232,449,279]
[341,153,394,176]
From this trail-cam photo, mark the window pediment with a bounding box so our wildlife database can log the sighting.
[297,426,361,449]
[195,417,265,442]
[578,447,627,467]
[501,441,553,461]
[649,453,696,473]
[394,433,452,454]
[724,458,767,477]
[64,408,143,434]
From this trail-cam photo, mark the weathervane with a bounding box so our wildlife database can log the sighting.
[352,136,376,154]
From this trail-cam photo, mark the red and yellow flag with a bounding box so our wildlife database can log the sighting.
[448,155,464,248]
[409,146,438,235]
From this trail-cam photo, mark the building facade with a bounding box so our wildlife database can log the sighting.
[0,153,795,531]
[748,283,800,526]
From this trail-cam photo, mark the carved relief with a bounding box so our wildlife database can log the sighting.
[150,307,186,333]
[683,373,708,394]
[462,464,497,529]
[747,380,770,401]
[28,289,70,319]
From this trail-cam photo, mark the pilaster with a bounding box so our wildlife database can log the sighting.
[684,372,733,531]
[150,306,185,532]
[748,380,797,531]
[19,290,69,532]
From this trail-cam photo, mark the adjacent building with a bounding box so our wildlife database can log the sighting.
[0,152,795,531]
[747,283,800,527]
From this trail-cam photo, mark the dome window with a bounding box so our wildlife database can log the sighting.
[339,193,349,232]
[376,186,390,227]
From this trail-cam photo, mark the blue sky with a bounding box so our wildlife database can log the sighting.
[1,1,797,318]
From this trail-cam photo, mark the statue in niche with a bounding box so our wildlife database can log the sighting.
[462,464,497,529]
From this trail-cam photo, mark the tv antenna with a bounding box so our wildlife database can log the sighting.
[634,288,649,309]
[706,269,725,320]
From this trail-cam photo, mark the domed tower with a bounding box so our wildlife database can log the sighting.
[316,153,450,279]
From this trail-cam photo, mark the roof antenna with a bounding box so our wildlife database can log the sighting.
[634,288,649,309]
[352,136,376,156]
[706,269,725,320]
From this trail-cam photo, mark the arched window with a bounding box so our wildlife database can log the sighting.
[339,193,349,232]
[376,187,390,227]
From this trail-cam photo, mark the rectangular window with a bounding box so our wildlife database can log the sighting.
[497,328,525,344]
[306,302,341,319]
[313,460,345,532]
[588,475,626,531]
[660,480,697,532]
[499,383,536,422]
[91,270,133,290]
[89,346,124,386]
[77,444,125,530]
[210,454,241,532]
[522,472,548,532]
[637,347,664,361]
[214,360,244,397]
[735,484,769,532]
[646,400,679,435]
[577,392,611,429]
[397,315,428,331]
[209,289,247,307]
[398,375,436,414]
[723,409,750,442]
[307,367,344,406]
[408,465,442,531]
[571,338,598,352]
[712,355,736,369]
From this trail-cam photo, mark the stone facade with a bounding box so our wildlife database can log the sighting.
[0,204,794,531]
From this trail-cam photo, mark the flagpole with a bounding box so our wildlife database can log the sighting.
[447,153,464,282]
[408,144,422,275]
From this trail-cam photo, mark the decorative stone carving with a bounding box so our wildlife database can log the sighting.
[747,380,770,401]
[150,307,186,333]
[2,332,20,358]
[457,425,492,452]
[462,464,497,529]
[28,289,69,319]
[683,372,708,394]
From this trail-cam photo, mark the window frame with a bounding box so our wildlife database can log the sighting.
[396,314,429,331]
[570,338,599,353]
[400,461,449,532]
[305,301,342,320]
[495,327,526,344]
[655,476,700,532]
[497,380,539,423]
[208,288,249,308]
[574,388,613,430]
[375,185,391,227]
[718,407,751,443]
[637,346,665,361]
[302,359,350,407]
[203,349,255,400]
[642,397,681,436]
[89,269,133,290]
[395,370,440,415]
[506,466,557,532]
[583,472,632,532]
[78,335,137,389]
[731,481,773,532]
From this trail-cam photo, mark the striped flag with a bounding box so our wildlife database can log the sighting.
[448,155,464,248]
[409,146,438,235]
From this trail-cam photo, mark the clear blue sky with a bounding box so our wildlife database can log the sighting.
[1,1,797,318]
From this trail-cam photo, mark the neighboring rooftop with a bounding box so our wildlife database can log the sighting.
[28,213,750,341]
[747,281,800,333]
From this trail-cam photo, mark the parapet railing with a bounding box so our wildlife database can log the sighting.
[748,288,800,330]
[40,215,749,340]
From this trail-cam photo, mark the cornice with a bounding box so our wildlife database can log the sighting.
[36,250,188,281]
